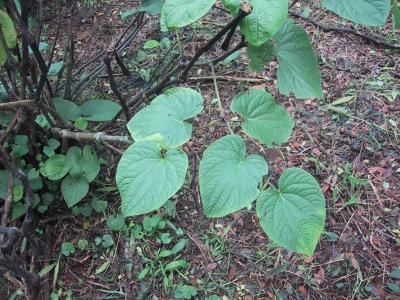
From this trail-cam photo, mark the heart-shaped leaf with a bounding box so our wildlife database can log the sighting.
[161,0,216,31]
[61,175,89,208]
[231,89,293,147]
[199,135,268,217]
[256,168,326,256]
[116,140,188,217]
[53,97,81,122]
[127,87,203,147]
[40,154,69,180]
[322,0,390,27]
[223,0,288,46]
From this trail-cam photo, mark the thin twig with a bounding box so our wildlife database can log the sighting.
[0,99,35,110]
[290,10,400,50]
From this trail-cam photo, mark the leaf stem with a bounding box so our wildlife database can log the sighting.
[210,63,233,135]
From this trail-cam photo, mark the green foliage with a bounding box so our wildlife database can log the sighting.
[139,0,163,15]
[61,175,89,208]
[224,0,288,46]
[322,0,391,26]
[256,168,326,256]
[53,97,80,122]
[161,0,216,31]
[274,20,323,99]
[230,89,293,147]
[172,285,197,299]
[80,99,122,122]
[247,41,275,71]
[127,87,203,147]
[393,0,400,29]
[40,154,69,180]
[11,135,29,158]
[61,242,75,256]
[106,214,125,231]
[199,135,268,217]
[0,9,17,66]
[116,141,188,217]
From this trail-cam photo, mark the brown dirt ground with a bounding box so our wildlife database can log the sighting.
[1,0,400,299]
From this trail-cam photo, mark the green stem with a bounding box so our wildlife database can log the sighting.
[210,63,233,135]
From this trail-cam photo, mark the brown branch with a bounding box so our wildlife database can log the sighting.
[290,10,400,50]
[51,127,132,144]
[186,75,265,83]
[180,4,252,79]
[0,99,35,110]
[103,56,131,120]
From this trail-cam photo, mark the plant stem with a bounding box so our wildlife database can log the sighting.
[210,63,233,135]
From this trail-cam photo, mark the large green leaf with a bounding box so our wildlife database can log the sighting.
[247,41,275,71]
[61,175,89,208]
[116,140,188,217]
[139,0,163,15]
[322,0,390,27]
[40,154,69,180]
[231,89,293,147]
[224,0,287,46]
[53,97,81,122]
[80,99,122,122]
[393,0,400,29]
[199,135,268,218]
[161,0,215,31]
[127,87,203,147]
[256,168,326,256]
[275,20,323,99]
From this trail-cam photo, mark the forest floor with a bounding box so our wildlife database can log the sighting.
[1,0,400,299]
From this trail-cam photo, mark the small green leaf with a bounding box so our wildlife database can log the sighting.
[221,50,240,65]
[48,61,64,77]
[160,232,172,244]
[80,99,121,122]
[143,39,159,49]
[91,198,107,213]
[12,135,29,158]
[95,260,111,274]
[43,139,61,157]
[61,175,89,207]
[127,87,203,147]
[199,135,268,217]
[394,0,400,29]
[74,117,88,130]
[173,285,197,299]
[256,168,326,256]
[28,168,43,190]
[159,239,188,258]
[101,234,114,248]
[107,214,125,231]
[231,89,293,147]
[53,97,81,122]
[322,0,391,27]
[389,267,400,279]
[40,154,69,180]
[138,267,150,280]
[116,141,188,216]
[274,20,323,99]
[61,242,75,256]
[161,0,216,31]
[77,239,89,251]
[164,259,188,271]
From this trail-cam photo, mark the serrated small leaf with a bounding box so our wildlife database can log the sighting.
[61,175,89,207]
[199,135,268,218]
[161,0,216,31]
[275,20,323,99]
[256,168,326,256]
[80,99,122,122]
[127,87,203,147]
[116,141,188,217]
[231,89,293,147]
[322,0,391,27]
